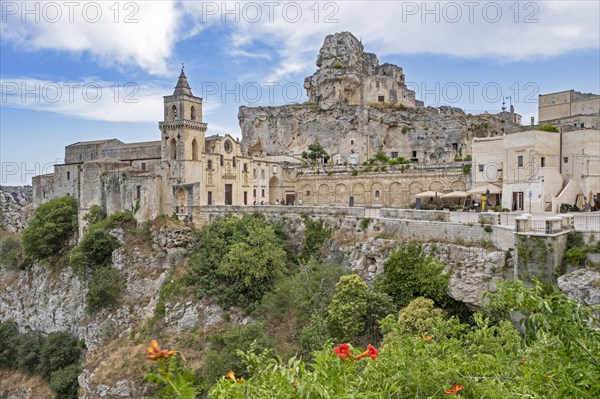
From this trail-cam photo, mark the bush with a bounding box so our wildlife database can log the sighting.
[377,245,450,309]
[537,124,559,133]
[395,297,445,335]
[484,225,493,233]
[186,215,288,311]
[50,364,81,399]
[37,331,81,379]
[70,228,119,276]
[200,322,272,383]
[563,247,587,266]
[17,332,46,373]
[0,321,20,368]
[86,266,126,312]
[327,275,369,342]
[300,218,332,262]
[0,235,24,269]
[22,196,78,261]
[83,205,106,225]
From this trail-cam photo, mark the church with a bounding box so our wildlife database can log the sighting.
[33,69,296,232]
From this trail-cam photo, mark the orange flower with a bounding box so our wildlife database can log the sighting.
[519,357,526,366]
[443,383,465,395]
[146,339,177,361]
[422,335,433,343]
[334,343,352,360]
[354,344,379,360]
[225,370,244,383]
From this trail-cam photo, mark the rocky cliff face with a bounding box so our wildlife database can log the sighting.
[240,102,519,163]
[0,186,32,232]
[303,31,418,109]
[240,31,521,164]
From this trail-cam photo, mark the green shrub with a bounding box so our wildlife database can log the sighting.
[200,322,272,383]
[299,313,330,355]
[300,218,332,262]
[563,247,587,266]
[83,205,106,225]
[462,164,472,175]
[359,218,370,231]
[70,229,119,276]
[86,266,125,312]
[537,124,559,133]
[50,364,81,399]
[17,332,46,373]
[0,321,20,368]
[0,235,24,269]
[37,331,81,379]
[327,275,369,342]
[566,231,584,250]
[377,245,450,309]
[395,297,445,335]
[22,196,78,261]
[484,225,493,233]
[186,215,288,311]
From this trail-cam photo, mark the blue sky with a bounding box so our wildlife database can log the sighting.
[1,0,599,185]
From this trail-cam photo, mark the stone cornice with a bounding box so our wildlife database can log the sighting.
[159,120,207,131]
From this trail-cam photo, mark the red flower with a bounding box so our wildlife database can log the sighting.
[443,383,465,395]
[354,344,379,360]
[146,339,177,361]
[334,343,352,360]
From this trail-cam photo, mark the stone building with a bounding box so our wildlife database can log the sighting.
[33,69,287,232]
[538,90,600,129]
[472,127,600,213]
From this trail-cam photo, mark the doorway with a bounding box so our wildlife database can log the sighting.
[225,184,233,205]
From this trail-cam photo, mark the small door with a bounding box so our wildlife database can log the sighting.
[286,194,295,205]
[207,191,212,205]
[244,191,248,205]
[349,196,354,207]
[225,184,233,205]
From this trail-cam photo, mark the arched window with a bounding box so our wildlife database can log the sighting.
[171,105,177,119]
[375,190,380,199]
[191,138,198,161]
[169,138,176,160]
[190,106,196,121]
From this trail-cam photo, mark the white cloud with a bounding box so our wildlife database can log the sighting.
[0,1,180,75]
[0,77,222,122]
[3,1,597,78]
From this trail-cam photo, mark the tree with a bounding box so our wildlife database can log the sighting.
[327,274,369,342]
[22,196,78,261]
[302,142,330,164]
[37,331,81,379]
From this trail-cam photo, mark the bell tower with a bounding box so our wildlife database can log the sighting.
[159,67,207,182]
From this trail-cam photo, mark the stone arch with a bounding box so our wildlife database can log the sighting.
[190,105,196,121]
[191,138,198,161]
[352,183,366,206]
[429,181,444,192]
[301,184,314,205]
[389,182,403,206]
[318,183,331,205]
[269,176,281,205]
[451,180,466,191]
[169,138,177,160]
[334,183,347,205]
[409,182,423,197]
[175,188,187,214]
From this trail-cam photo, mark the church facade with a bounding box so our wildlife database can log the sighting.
[33,70,296,233]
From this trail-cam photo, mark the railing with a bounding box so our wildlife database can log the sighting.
[573,214,600,231]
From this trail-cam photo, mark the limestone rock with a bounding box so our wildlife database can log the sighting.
[557,268,600,306]
[0,186,32,232]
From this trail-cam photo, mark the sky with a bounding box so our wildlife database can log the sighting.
[1,0,599,186]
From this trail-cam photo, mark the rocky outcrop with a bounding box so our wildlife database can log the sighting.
[240,102,518,163]
[0,186,32,232]
[303,32,418,109]
[557,268,600,306]
[338,238,511,307]
[240,31,522,164]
